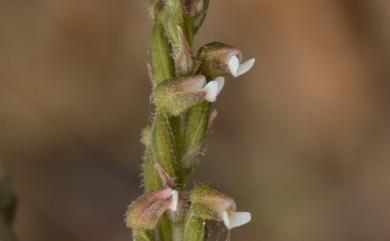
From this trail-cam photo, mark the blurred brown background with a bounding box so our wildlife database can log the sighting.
[1,0,390,240]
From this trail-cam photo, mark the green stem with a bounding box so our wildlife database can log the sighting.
[172,221,185,241]
[185,17,196,46]
[133,229,155,241]
[143,12,178,241]
[183,102,211,179]
[151,110,181,183]
[157,214,172,241]
[183,208,206,241]
[150,23,175,85]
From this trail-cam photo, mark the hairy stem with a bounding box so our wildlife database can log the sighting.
[183,208,206,241]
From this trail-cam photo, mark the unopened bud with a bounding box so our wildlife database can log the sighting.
[148,0,163,20]
[185,0,205,16]
[197,42,255,78]
[184,0,209,36]
[190,185,251,229]
[152,75,207,116]
[125,187,178,230]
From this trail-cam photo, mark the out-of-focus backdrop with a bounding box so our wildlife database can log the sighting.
[1,0,390,240]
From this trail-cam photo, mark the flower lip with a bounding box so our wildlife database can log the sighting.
[204,81,219,102]
[203,77,225,102]
[222,211,252,230]
[214,76,225,95]
[228,55,255,77]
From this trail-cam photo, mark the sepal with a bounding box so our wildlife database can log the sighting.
[152,75,207,116]
[125,187,178,230]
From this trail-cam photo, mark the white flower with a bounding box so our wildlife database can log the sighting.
[228,55,256,77]
[222,210,251,229]
[168,190,179,211]
[203,77,225,102]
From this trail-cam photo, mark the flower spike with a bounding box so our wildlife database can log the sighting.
[133,0,256,240]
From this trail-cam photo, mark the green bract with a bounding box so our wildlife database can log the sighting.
[152,75,207,116]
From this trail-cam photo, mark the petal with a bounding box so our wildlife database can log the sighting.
[236,58,255,77]
[204,81,219,102]
[228,211,251,229]
[228,55,240,77]
[214,76,225,95]
[222,211,231,228]
[169,190,179,211]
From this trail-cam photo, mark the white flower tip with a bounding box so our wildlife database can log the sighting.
[222,211,252,230]
[228,55,256,77]
[222,211,231,228]
[237,58,255,77]
[204,81,219,102]
[228,55,240,77]
[169,190,179,211]
[215,76,225,95]
[203,77,225,102]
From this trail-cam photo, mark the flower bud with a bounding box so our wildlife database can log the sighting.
[152,75,207,116]
[150,24,175,85]
[159,1,194,75]
[148,0,163,20]
[197,42,255,78]
[190,185,251,229]
[184,0,209,37]
[125,187,178,230]
[160,0,185,48]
